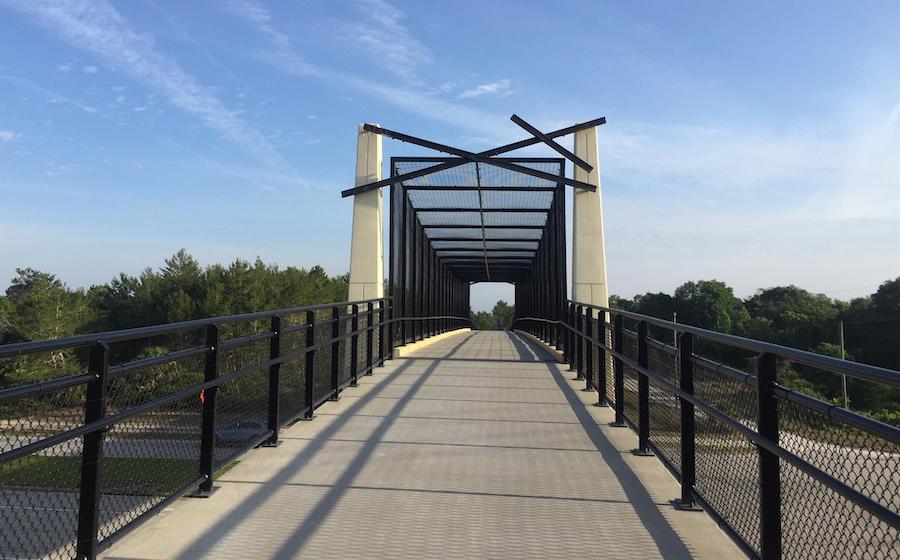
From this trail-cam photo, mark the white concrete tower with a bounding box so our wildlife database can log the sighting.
[571,125,609,307]
[347,124,384,300]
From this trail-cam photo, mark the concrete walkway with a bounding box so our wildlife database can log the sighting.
[102,331,743,560]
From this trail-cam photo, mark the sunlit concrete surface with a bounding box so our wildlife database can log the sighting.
[101,331,743,559]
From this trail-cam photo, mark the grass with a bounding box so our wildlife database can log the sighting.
[1,456,238,493]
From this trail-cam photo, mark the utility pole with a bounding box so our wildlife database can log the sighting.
[673,312,678,349]
[839,320,848,409]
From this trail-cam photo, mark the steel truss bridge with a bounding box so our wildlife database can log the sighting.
[0,116,897,560]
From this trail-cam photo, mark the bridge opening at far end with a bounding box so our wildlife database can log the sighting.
[387,157,570,345]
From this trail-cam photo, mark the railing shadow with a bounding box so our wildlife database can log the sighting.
[174,331,477,560]
[508,331,694,559]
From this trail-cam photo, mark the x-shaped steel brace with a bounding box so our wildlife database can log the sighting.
[340,116,605,197]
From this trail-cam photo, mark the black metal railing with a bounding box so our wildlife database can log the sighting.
[515,302,900,560]
[0,297,470,560]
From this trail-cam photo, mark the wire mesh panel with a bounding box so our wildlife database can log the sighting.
[313,309,334,406]
[214,331,270,467]
[691,354,761,552]
[0,298,388,558]
[279,319,308,423]
[0,439,83,559]
[621,330,640,424]
[3,358,117,557]
[646,341,681,471]
[778,397,899,559]
[97,393,202,544]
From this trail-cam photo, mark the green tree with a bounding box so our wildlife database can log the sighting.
[492,300,515,330]
[673,280,749,334]
[471,311,496,330]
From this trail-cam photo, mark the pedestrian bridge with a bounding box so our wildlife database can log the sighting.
[98,330,740,559]
[1,117,897,559]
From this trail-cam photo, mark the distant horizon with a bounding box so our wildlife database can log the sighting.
[2,249,892,314]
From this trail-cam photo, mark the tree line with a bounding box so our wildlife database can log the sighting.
[1,251,896,422]
[469,279,898,423]
[613,279,899,422]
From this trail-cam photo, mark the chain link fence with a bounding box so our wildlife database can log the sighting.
[0,297,446,559]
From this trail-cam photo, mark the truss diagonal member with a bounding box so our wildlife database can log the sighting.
[361,124,596,192]
[340,116,605,197]
[510,114,592,172]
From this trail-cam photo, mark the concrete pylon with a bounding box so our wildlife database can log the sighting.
[348,124,384,301]
[571,126,609,307]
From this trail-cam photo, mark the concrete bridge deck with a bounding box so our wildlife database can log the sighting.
[102,331,742,559]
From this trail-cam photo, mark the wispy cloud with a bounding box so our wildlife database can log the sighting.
[0,74,99,114]
[225,0,291,52]
[225,1,512,141]
[0,130,18,142]
[82,65,99,74]
[6,0,299,180]
[457,79,513,99]
[339,0,431,82]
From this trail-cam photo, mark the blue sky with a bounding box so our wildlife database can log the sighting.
[0,0,897,311]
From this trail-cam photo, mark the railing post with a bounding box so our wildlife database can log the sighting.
[574,305,584,379]
[757,352,782,559]
[264,315,281,447]
[675,332,701,510]
[635,320,653,455]
[567,303,575,368]
[366,301,374,375]
[612,314,626,427]
[350,304,359,387]
[584,309,594,392]
[595,311,607,406]
[330,306,340,401]
[303,311,316,420]
[75,341,109,560]
[380,299,388,363]
[195,325,219,496]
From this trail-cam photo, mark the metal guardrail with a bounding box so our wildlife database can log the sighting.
[0,297,470,560]
[515,303,899,560]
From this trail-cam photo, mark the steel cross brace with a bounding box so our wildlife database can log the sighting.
[361,123,596,192]
[510,114,593,172]
[340,116,605,197]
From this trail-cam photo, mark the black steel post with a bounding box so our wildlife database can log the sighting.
[612,314,626,427]
[366,301,374,375]
[567,303,575,369]
[350,304,359,387]
[330,306,340,400]
[595,311,608,406]
[380,299,387,363]
[575,305,584,380]
[635,320,653,455]
[196,325,220,494]
[675,332,702,510]
[584,308,594,391]
[303,311,316,420]
[75,341,109,559]
[264,315,281,447]
[757,352,782,559]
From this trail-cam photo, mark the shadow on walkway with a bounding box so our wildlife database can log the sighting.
[174,333,476,560]
[509,331,693,559]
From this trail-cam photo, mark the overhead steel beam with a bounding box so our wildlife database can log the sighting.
[511,114,592,172]
[405,185,556,191]
[423,224,545,230]
[341,116,605,197]
[437,248,536,253]
[414,207,549,213]
[429,238,540,243]
[362,124,597,192]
